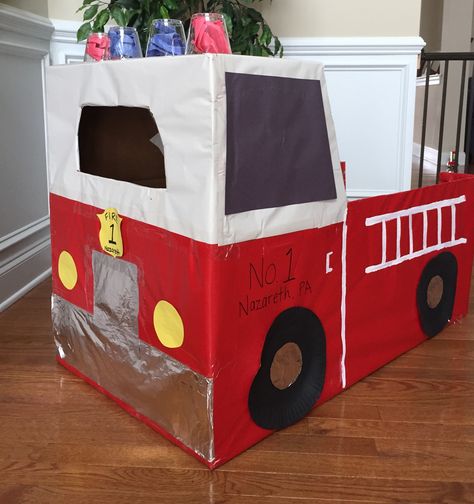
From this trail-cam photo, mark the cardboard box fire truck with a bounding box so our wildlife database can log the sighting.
[46,54,474,468]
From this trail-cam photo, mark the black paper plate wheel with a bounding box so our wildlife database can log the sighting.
[417,251,458,338]
[248,307,326,430]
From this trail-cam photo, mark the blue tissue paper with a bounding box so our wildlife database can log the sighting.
[109,28,141,59]
[146,21,185,57]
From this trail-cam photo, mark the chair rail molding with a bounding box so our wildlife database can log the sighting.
[412,143,465,168]
[0,4,53,311]
[50,19,85,65]
[0,3,53,58]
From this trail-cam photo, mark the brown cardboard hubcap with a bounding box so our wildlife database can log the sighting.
[427,275,444,309]
[270,342,303,390]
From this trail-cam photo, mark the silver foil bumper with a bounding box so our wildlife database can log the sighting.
[52,251,214,462]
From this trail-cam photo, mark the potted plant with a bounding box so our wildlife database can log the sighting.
[76,0,283,57]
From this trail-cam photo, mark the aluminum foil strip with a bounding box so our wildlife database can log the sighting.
[52,251,214,462]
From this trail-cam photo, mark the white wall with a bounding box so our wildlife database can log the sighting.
[0,3,53,310]
[442,0,474,155]
[414,0,474,159]
[419,0,443,51]
[48,0,82,20]
[1,0,48,16]
[50,0,422,37]
[259,0,422,37]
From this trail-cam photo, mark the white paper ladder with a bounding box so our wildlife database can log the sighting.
[364,196,467,274]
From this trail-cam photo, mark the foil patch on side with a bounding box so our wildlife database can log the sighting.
[52,251,214,462]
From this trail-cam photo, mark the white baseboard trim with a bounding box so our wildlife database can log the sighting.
[0,266,51,312]
[416,73,441,87]
[0,235,51,312]
[0,215,50,252]
[49,18,83,42]
[413,143,466,168]
[0,235,50,275]
[347,188,398,199]
[279,36,424,56]
[50,19,85,64]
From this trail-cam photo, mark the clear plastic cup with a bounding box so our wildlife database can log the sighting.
[108,26,143,59]
[84,32,110,62]
[146,19,186,57]
[186,13,231,55]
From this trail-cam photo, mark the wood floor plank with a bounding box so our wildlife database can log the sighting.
[306,417,474,443]
[0,441,205,471]
[305,401,382,420]
[222,449,474,482]
[224,472,474,504]
[378,402,474,425]
[371,364,474,383]
[0,465,224,497]
[387,352,474,371]
[251,432,379,456]
[0,484,380,504]
[339,375,474,405]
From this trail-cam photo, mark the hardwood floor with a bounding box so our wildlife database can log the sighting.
[411,157,440,189]
[0,276,473,503]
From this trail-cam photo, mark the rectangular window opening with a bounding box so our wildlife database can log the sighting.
[78,106,166,188]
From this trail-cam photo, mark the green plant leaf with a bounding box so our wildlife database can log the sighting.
[249,22,260,36]
[222,12,233,36]
[77,21,92,41]
[241,15,251,27]
[76,0,96,13]
[231,38,248,53]
[93,9,110,31]
[128,9,140,27]
[259,23,271,46]
[249,44,263,56]
[75,0,283,56]
[274,36,281,55]
[159,5,170,18]
[163,0,179,9]
[83,4,98,21]
[131,15,141,27]
[111,5,127,26]
[247,7,263,22]
[151,2,161,20]
[114,0,139,8]
[208,0,221,11]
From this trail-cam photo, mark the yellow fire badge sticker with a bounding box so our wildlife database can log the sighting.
[97,208,123,258]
